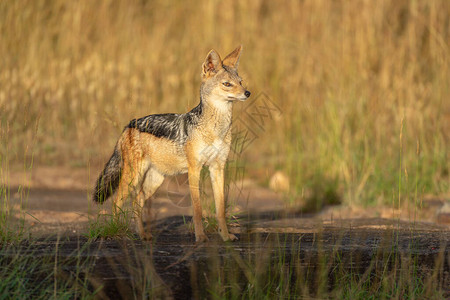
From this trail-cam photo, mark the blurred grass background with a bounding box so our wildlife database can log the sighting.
[0,0,448,207]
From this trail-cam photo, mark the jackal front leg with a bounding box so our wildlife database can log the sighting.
[210,162,238,241]
[188,162,208,242]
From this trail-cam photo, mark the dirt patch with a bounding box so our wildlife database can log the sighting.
[6,166,450,229]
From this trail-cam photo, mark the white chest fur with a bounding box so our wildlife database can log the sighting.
[197,137,230,166]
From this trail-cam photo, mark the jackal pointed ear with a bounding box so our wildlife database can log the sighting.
[202,49,222,78]
[222,45,242,68]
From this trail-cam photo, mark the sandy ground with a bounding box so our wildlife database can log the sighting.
[3,166,449,237]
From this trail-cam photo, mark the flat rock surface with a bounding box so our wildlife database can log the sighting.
[3,216,449,299]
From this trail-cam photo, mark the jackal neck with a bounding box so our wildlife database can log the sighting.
[197,96,233,134]
[199,96,232,118]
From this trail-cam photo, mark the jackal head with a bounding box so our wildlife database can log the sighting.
[201,45,251,104]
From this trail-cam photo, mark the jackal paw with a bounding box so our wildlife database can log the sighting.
[195,233,209,243]
[139,229,153,241]
[222,233,238,242]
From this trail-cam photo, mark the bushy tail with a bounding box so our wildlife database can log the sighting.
[93,147,122,203]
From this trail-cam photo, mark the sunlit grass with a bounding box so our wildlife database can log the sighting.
[86,208,135,240]
[0,148,30,244]
[0,2,448,296]
[0,0,448,206]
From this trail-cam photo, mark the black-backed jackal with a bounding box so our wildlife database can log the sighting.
[93,46,250,242]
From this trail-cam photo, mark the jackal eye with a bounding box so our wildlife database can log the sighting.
[222,82,232,87]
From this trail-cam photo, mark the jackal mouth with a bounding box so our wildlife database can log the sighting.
[227,96,248,101]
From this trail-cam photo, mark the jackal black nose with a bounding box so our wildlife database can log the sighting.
[245,90,251,98]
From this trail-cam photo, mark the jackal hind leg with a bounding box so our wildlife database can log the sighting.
[134,168,164,240]
[114,155,145,219]
[114,163,131,216]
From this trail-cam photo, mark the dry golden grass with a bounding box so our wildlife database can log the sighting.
[0,0,448,205]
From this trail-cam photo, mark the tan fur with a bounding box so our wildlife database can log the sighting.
[101,46,250,242]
